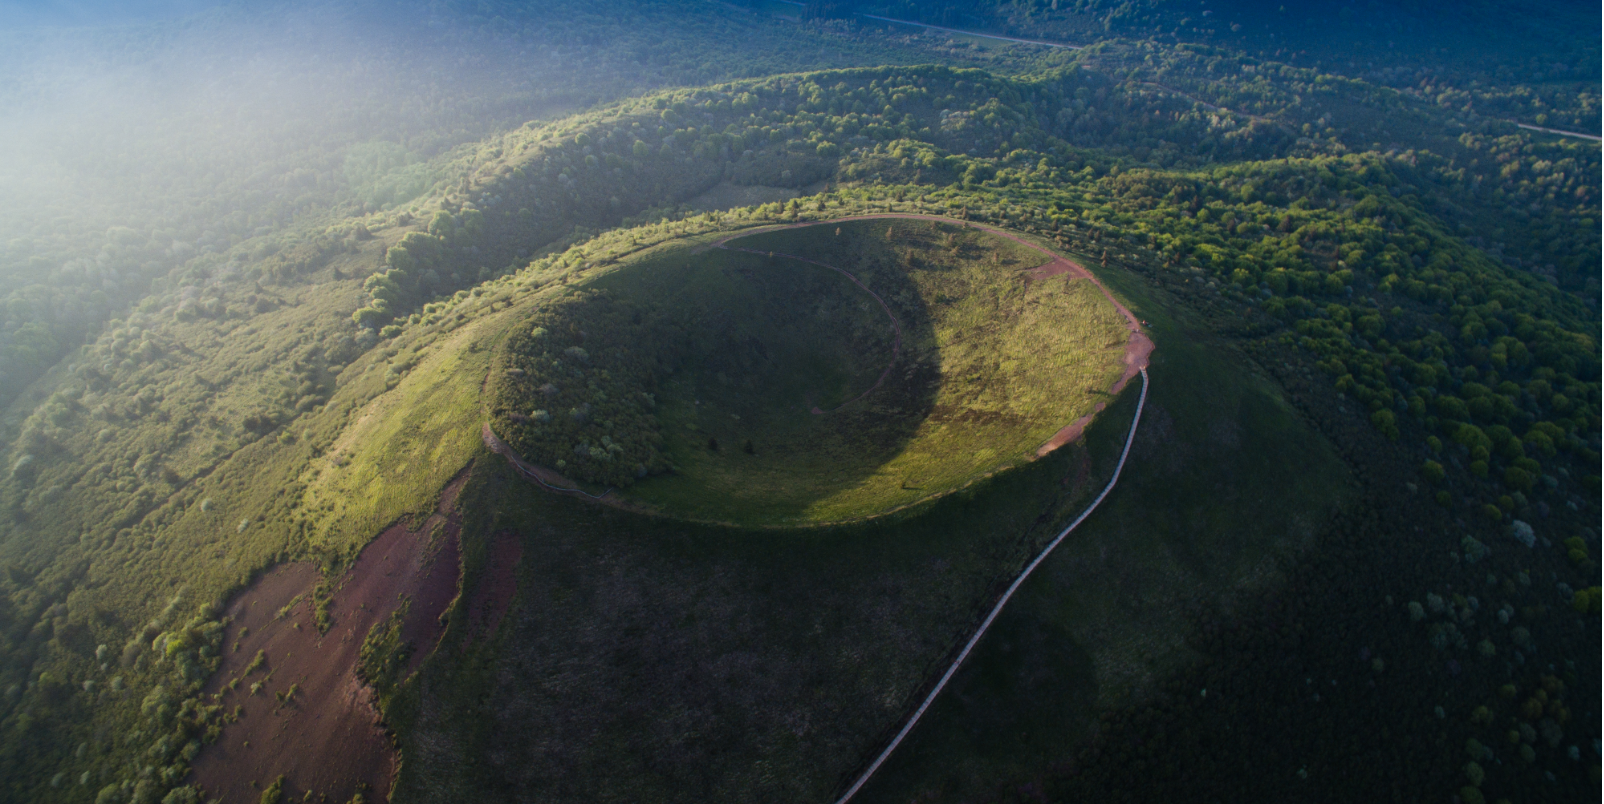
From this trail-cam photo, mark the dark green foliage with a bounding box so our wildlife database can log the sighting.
[490,290,684,487]
[867,0,1598,133]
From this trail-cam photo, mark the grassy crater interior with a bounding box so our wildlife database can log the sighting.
[488,219,1130,524]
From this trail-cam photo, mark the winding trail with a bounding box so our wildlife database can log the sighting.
[482,423,615,500]
[834,366,1150,804]
[767,0,1080,49]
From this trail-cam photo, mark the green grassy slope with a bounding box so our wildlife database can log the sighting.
[384,391,1125,804]
[360,224,1345,804]
[0,24,1592,800]
[486,218,1128,524]
[852,249,1351,801]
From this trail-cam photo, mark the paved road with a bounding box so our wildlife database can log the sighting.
[833,366,1150,804]
[857,13,1080,49]
[769,0,1078,49]
[1506,120,1601,142]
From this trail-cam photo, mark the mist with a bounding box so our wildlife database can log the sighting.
[0,0,699,406]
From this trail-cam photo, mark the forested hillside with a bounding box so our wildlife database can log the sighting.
[0,0,980,414]
[837,0,1600,133]
[0,3,1595,803]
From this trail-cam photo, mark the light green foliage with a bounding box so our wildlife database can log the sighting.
[258,775,285,804]
[160,785,200,804]
[357,602,412,710]
[292,306,496,561]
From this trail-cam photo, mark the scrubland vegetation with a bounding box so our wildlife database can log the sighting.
[0,1,1594,802]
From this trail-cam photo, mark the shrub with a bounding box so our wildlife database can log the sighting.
[258,776,285,804]
[1511,520,1536,548]
[352,307,386,329]
[1502,466,1536,492]
[1572,587,1601,615]
[9,454,34,482]
[161,786,200,804]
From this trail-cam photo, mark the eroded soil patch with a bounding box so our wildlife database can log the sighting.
[191,473,469,803]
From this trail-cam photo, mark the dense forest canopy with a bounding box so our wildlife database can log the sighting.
[828,0,1600,131]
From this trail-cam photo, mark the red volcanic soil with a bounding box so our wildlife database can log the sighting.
[464,532,523,643]
[192,473,469,804]
[1038,401,1110,457]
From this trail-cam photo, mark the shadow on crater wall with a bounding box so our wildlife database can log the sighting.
[591,220,944,522]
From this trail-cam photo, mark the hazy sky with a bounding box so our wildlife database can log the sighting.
[0,0,221,26]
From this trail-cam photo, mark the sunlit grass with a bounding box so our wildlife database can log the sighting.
[511,218,1133,524]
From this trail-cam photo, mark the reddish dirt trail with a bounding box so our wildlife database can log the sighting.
[192,473,470,804]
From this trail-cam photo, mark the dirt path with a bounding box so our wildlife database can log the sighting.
[833,367,1150,804]
[766,1,1080,49]
[1136,81,1602,142]
[481,423,620,500]
[191,473,470,804]
[483,424,677,521]
[1134,81,1276,124]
